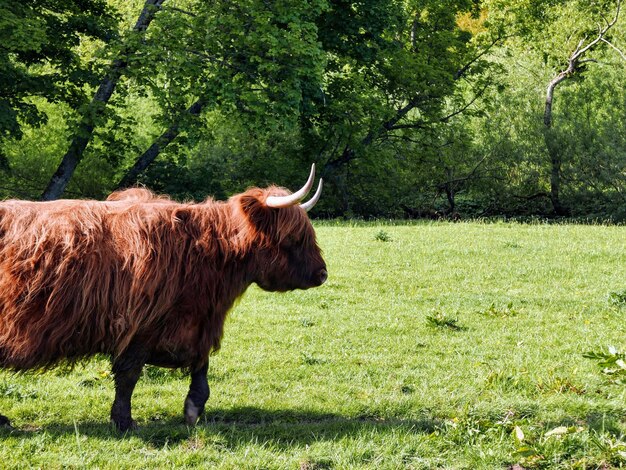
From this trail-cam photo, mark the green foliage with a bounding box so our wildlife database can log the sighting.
[0,0,625,221]
[309,0,485,215]
[138,0,327,131]
[584,346,626,384]
[0,0,117,139]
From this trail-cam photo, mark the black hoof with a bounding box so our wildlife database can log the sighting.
[184,397,204,426]
[111,417,137,432]
[0,415,12,428]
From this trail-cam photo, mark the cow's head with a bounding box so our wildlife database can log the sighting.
[233,165,327,292]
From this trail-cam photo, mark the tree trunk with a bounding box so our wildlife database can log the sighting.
[116,98,206,189]
[444,169,455,214]
[40,0,166,201]
[544,130,568,215]
[539,0,624,215]
[543,71,570,216]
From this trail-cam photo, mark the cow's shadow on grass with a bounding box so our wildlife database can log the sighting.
[0,406,442,449]
[4,405,626,451]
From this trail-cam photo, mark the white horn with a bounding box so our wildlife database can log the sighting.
[300,179,323,212]
[266,164,316,208]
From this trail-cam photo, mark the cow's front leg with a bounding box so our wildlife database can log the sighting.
[184,362,209,425]
[110,345,147,431]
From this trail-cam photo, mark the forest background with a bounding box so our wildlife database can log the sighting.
[1,0,625,220]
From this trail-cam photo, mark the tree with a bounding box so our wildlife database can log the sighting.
[301,0,494,215]
[0,0,117,142]
[118,0,499,217]
[40,0,166,200]
[542,0,624,215]
[484,0,626,215]
[5,0,625,219]
[115,0,326,190]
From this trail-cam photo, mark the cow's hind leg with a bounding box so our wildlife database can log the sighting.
[184,362,209,425]
[0,354,13,428]
[110,344,147,431]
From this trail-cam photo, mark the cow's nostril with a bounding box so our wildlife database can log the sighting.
[318,268,328,285]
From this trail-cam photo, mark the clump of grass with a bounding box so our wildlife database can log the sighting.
[299,459,334,470]
[299,318,315,327]
[426,311,466,331]
[608,290,626,307]
[77,377,103,388]
[300,351,324,365]
[485,370,531,393]
[583,346,626,384]
[142,365,185,383]
[0,382,38,400]
[374,230,391,242]
[503,241,521,249]
[589,433,626,465]
[479,302,519,318]
[535,376,586,395]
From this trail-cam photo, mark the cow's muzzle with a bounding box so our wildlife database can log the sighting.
[315,268,328,286]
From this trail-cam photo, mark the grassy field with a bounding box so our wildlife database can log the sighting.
[1,221,626,468]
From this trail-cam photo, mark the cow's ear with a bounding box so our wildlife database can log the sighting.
[237,190,279,239]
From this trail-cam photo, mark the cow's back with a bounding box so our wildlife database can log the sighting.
[0,197,190,369]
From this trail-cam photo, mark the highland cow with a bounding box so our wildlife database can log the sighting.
[0,166,326,431]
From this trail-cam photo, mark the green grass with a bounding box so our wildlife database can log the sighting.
[1,221,626,468]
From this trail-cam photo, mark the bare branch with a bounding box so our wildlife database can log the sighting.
[545,0,623,127]
[386,121,426,131]
[455,35,509,79]
[440,83,489,123]
[601,37,626,61]
[437,154,489,188]
[573,37,587,56]
[388,82,489,131]
[163,6,196,17]
[571,0,621,61]
[410,16,419,51]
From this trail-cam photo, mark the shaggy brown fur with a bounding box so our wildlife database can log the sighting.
[0,186,326,373]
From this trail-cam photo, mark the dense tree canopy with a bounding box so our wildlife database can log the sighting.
[0,0,116,140]
[1,0,625,219]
